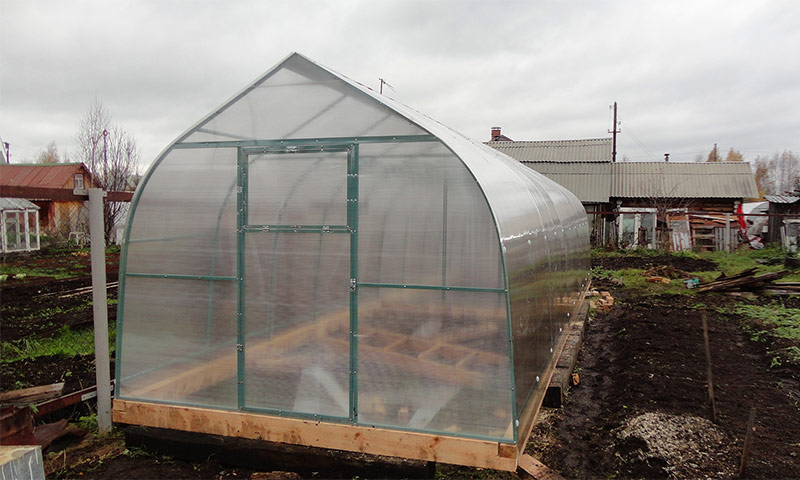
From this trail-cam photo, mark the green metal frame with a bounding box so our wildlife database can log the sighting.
[174,135,436,150]
[347,144,359,422]
[357,282,505,293]
[236,148,247,410]
[116,134,519,443]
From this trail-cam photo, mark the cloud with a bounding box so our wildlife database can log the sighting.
[1,0,798,167]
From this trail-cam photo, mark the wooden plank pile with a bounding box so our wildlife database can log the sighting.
[697,268,794,293]
[0,383,88,448]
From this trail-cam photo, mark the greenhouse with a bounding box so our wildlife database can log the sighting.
[1,197,40,254]
[112,53,590,470]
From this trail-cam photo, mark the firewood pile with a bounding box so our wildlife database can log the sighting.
[697,268,798,294]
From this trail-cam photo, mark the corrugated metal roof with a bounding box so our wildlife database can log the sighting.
[611,162,759,199]
[764,194,800,204]
[523,162,611,203]
[0,197,39,210]
[0,163,89,189]
[486,138,611,162]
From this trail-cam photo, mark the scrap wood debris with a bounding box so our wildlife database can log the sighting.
[589,290,615,311]
[641,265,692,279]
[697,268,792,293]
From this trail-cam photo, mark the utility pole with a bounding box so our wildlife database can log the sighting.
[378,77,395,95]
[713,143,718,162]
[609,101,621,162]
[1,140,9,163]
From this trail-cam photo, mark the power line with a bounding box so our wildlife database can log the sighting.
[622,121,658,161]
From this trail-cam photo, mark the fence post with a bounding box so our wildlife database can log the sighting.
[724,213,731,252]
[89,188,112,433]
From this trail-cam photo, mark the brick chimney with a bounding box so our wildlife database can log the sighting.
[491,126,502,141]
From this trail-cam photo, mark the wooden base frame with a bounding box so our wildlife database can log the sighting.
[113,399,518,471]
[113,283,591,472]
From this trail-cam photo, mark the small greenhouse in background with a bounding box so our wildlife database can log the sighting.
[1,197,40,253]
[113,53,590,470]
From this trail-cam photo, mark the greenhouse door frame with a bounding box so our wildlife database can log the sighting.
[236,143,360,422]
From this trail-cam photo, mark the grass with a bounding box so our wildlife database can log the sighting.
[0,325,116,363]
[591,265,713,296]
[698,244,800,281]
[724,301,800,366]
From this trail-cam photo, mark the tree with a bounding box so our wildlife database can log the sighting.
[36,141,61,164]
[753,150,800,196]
[753,160,770,198]
[75,100,140,244]
[706,144,722,162]
[725,148,744,162]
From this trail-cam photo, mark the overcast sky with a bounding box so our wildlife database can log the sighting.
[2,0,799,170]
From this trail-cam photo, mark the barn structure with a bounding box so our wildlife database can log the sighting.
[112,53,590,470]
[0,163,97,243]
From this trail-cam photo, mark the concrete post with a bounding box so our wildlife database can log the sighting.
[724,213,732,252]
[89,188,112,433]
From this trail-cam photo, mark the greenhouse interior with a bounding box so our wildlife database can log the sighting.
[113,52,590,470]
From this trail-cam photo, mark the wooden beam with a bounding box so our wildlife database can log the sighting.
[518,453,564,480]
[112,399,519,471]
[0,186,133,202]
[0,383,64,406]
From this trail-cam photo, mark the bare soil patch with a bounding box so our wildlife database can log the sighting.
[527,256,800,479]
[593,253,718,272]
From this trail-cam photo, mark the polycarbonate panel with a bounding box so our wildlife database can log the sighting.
[183,55,426,143]
[247,151,347,226]
[118,277,237,407]
[357,288,511,439]
[358,142,502,289]
[3,211,21,251]
[126,147,237,277]
[117,52,593,445]
[243,233,350,417]
[27,211,39,250]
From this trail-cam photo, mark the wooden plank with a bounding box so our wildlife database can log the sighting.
[112,399,518,471]
[34,381,114,418]
[0,383,64,406]
[739,407,757,477]
[544,310,586,408]
[518,453,565,480]
[701,311,718,423]
[0,407,34,444]
[125,308,351,398]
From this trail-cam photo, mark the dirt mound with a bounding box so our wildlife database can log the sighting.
[616,412,737,479]
[593,254,717,272]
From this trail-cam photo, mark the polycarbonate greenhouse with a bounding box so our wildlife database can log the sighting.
[113,53,590,470]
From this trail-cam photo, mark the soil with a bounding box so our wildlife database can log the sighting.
[592,253,718,272]
[4,248,800,479]
[527,267,800,479]
[1,248,119,395]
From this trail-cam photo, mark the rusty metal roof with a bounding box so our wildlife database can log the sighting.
[523,162,611,203]
[764,194,800,204]
[0,163,92,189]
[611,162,758,199]
[486,138,611,162]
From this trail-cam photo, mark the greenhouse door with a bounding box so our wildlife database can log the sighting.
[238,145,357,421]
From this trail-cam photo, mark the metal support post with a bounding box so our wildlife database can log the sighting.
[89,188,112,433]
